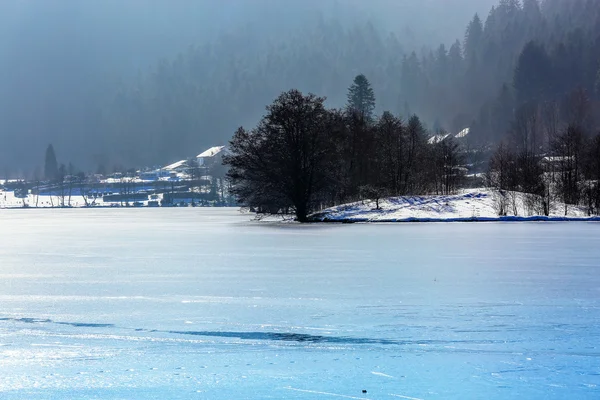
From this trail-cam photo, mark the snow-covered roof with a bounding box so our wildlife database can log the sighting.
[196,146,226,159]
[427,133,451,144]
[427,127,469,144]
[164,159,187,171]
[542,156,574,163]
[455,127,470,138]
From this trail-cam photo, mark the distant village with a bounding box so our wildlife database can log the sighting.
[0,146,235,208]
[1,127,485,209]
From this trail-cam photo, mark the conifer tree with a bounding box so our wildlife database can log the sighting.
[513,41,552,106]
[44,144,59,182]
[346,74,376,120]
[464,14,483,66]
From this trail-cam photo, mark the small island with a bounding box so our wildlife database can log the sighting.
[224,77,600,223]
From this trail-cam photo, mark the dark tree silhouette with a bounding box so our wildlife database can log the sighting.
[374,111,404,196]
[464,13,483,66]
[514,41,552,106]
[346,74,376,120]
[582,133,600,215]
[224,89,337,222]
[551,125,584,214]
[432,137,464,195]
[44,144,59,182]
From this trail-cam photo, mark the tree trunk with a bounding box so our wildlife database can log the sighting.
[295,203,308,222]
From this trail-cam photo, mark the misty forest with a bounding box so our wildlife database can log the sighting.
[2,0,600,218]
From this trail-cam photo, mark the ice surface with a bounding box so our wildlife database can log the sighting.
[0,209,599,399]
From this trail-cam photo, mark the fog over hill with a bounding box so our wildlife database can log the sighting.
[0,0,551,175]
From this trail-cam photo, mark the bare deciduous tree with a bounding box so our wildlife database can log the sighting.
[551,124,584,215]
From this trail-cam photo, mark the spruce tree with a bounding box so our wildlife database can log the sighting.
[464,14,483,66]
[346,74,376,120]
[44,144,59,182]
[513,41,552,105]
[448,40,464,78]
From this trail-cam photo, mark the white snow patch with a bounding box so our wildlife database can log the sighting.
[0,191,109,208]
[312,189,594,222]
[284,387,372,399]
[371,371,395,378]
[390,394,425,400]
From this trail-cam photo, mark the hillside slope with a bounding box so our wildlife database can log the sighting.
[311,190,598,222]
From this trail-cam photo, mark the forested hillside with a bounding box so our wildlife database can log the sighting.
[108,0,600,168]
[465,0,600,145]
[1,0,598,176]
[0,0,494,175]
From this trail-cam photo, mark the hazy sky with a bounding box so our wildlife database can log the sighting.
[0,0,498,175]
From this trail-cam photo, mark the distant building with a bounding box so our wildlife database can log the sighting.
[159,146,229,180]
[427,127,470,145]
[139,171,160,181]
[196,146,228,167]
[163,159,188,172]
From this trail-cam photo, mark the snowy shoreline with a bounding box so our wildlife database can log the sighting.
[312,215,600,223]
[3,189,600,223]
[309,190,600,223]
[2,207,597,223]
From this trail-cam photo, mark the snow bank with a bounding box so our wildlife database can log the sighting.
[311,189,599,223]
[0,191,105,208]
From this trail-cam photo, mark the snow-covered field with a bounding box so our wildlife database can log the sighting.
[1,209,599,399]
[0,190,101,208]
[312,189,597,222]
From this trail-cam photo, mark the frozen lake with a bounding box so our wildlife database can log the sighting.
[1,209,599,399]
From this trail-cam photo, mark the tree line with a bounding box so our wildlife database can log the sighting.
[487,90,600,217]
[0,143,231,208]
[469,0,600,145]
[99,0,600,172]
[5,0,596,177]
[1,0,597,183]
[224,76,464,222]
